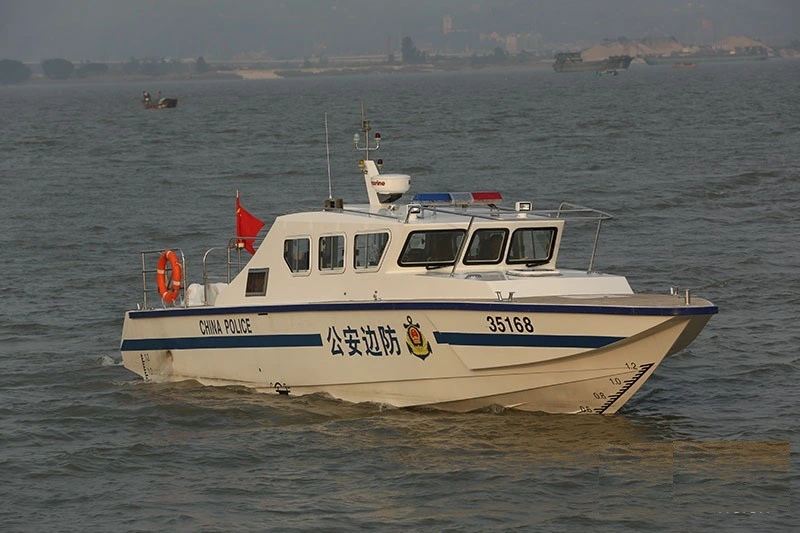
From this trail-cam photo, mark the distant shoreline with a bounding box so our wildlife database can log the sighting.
[10,59,557,85]
[9,53,797,86]
[18,71,244,85]
[7,33,798,86]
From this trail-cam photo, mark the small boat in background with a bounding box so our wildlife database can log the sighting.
[141,90,178,109]
[553,52,633,73]
[672,62,698,69]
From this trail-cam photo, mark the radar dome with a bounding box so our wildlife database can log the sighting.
[369,173,411,204]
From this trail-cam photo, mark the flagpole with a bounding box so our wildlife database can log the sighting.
[325,113,332,200]
[235,189,242,251]
[234,192,265,256]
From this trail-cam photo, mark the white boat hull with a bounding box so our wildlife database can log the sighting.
[120,295,714,414]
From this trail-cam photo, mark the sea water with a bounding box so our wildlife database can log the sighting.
[1,61,798,531]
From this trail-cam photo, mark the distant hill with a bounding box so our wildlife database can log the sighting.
[581,36,776,61]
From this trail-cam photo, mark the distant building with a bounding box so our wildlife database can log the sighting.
[480,32,503,45]
[518,33,544,53]
[443,15,454,35]
[505,34,519,54]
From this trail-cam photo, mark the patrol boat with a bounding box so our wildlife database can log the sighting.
[120,113,717,414]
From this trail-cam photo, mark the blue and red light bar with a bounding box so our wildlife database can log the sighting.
[411,191,503,206]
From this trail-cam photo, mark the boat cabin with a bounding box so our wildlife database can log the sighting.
[204,193,626,308]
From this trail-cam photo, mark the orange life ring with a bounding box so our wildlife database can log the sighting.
[156,249,182,303]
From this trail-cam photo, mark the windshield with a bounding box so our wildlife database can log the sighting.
[398,229,466,267]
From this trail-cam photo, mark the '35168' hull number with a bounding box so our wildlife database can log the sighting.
[486,315,534,333]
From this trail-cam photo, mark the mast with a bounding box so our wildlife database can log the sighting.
[353,105,410,208]
[354,102,381,162]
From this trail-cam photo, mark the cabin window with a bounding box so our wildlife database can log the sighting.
[507,227,556,265]
[245,268,269,297]
[398,229,466,267]
[354,232,390,270]
[463,229,508,264]
[319,235,345,271]
[283,237,310,273]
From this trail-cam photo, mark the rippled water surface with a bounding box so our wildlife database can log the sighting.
[1,61,798,531]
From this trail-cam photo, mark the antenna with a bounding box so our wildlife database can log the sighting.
[325,113,332,200]
[361,102,368,160]
[353,102,380,159]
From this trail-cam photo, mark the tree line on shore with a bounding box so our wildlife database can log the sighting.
[0,56,210,84]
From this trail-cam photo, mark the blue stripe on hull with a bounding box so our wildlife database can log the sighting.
[433,332,623,348]
[121,331,620,352]
[121,333,322,351]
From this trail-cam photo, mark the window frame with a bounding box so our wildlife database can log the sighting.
[463,228,509,265]
[353,231,391,272]
[506,227,558,266]
[318,234,346,273]
[398,229,467,268]
[245,268,269,297]
[283,236,311,275]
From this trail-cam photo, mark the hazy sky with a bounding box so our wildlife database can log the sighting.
[1,0,797,61]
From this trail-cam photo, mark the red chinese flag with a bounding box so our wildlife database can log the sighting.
[236,195,265,255]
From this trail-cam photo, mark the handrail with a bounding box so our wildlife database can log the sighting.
[202,247,226,305]
[337,206,401,221]
[414,206,500,222]
[201,239,247,304]
[555,202,614,221]
[556,202,613,272]
[138,241,251,309]
[397,202,613,224]
[139,248,186,309]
